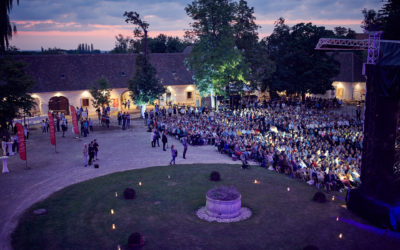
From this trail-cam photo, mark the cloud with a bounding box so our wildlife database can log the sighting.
[9,0,384,50]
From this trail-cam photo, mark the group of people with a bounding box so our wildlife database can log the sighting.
[145,98,363,192]
[83,139,99,167]
[117,112,131,130]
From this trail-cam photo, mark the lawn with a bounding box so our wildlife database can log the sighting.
[11,164,400,250]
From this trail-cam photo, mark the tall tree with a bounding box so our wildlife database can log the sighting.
[265,18,339,99]
[124,11,149,57]
[185,0,248,107]
[128,54,165,117]
[0,57,35,135]
[1,0,19,54]
[362,0,400,40]
[90,76,111,109]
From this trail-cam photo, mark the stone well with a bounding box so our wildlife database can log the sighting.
[205,186,242,219]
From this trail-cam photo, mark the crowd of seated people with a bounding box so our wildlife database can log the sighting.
[147,98,362,192]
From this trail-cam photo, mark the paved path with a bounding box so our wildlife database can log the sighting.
[0,119,234,250]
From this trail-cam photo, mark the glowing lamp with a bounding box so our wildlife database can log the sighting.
[287,187,290,192]
[339,233,343,239]
[332,196,335,201]
[110,209,114,215]
[336,217,339,221]
[138,181,142,186]
[112,224,116,230]
[115,192,118,197]
[254,180,259,184]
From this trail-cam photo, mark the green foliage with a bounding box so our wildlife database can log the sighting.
[0,0,19,54]
[362,0,400,40]
[0,57,35,126]
[110,34,189,54]
[127,54,165,106]
[264,19,339,98]
[185,0,250,96]
[90,76,111,108]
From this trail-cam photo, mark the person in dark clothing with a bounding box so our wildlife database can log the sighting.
[162,132,168,151]
[155,130,160,147]
[93,139,99,160]
[183,136,188,159]
[88,141,95,165]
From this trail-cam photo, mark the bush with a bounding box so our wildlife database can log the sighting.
[123,188,136,200]
[210,171,221,181]
[128,232,145,247]
[312,191,327,203]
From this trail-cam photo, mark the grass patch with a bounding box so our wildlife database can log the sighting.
[12,164,400,250]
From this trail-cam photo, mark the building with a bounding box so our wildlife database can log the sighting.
[13,51,200,116]
[12,50,365,116]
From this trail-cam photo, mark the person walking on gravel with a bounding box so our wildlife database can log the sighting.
[170,145,177,165]
[83,143,88,167]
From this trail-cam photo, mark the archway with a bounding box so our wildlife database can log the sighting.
[49,96,69,115]
[30,98,41,116]
[121,91,134,110]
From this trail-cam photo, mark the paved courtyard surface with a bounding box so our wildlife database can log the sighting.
[0,119,234,250]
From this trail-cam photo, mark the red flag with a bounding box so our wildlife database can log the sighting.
[15,123,26,161]
[70,105,79,135]
[48,112,56,146]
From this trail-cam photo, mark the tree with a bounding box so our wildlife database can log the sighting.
[0,0,19,54]
[362,0,400,40]
[185,0,249,107]
[124,11,149,57]
[90,76,111,109]
[265,18,339,99]
[128,54,165,117]
[0,57,35,134]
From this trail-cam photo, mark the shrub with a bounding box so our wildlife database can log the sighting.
[123,188,136,200]
[128,232,145,247]
[210,171,221,181]
[312,191,327,203]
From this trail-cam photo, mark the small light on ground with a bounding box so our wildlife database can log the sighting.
[110,209,114,215]
[117,245,121,250]
[287,187,290,192]
[332,196,335,201]
[339,233,343,239]
[168,175,171,179]
[112,224,116,230]
[139,181,142,186]
[341,204,347,209]
[254,180,259,184]
[115,192,118,197]
[336,217,339,221]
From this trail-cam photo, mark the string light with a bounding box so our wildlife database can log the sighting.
[112,224,116,230]
[110,209,114,215]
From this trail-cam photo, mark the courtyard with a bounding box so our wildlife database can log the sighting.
[1,119,400,250]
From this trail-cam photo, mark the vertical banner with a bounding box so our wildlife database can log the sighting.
[70,105,79,135]
[15,123,26,161]
[48,112,56,146]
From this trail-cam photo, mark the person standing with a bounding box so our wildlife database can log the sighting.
[155,129,160,147]
[93,139,99,160]
[89,118,93,132]
[183,136,188,159]
[24,124,29,140]
[83,143,88,167]
[88,141,95,165]
[118,112,122,126]
[127,113,131,129]
[151,129,156,147]
[170,145,177,165]
[41,120,46,133]
[122,113,127,130]
[162,131,168,151]
[61,118,67,137]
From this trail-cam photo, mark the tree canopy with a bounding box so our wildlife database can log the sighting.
[127,54,165,106]
[0,0,19,54]
[0,57,35,128]
[185,0,250,96]
[90,76,112,108]
[264,18,340,98]
[362,0,400,40]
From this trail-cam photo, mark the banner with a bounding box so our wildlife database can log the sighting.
[15,123,26,161]
[70,105,79,135]
[48,112,56,146]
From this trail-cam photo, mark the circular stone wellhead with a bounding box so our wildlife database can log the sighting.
[197,186,251,223]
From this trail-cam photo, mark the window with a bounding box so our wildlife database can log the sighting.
[336,88,344,98]
[187,91,193,99]
[81,98,89,107]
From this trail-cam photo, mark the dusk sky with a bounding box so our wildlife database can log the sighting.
[10,0,383,51]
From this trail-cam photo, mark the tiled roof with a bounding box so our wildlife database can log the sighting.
[332,52,365,82]
[10,51,363,93]
[11,53,194,93]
